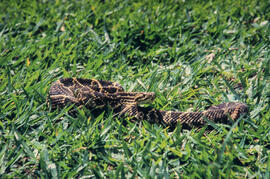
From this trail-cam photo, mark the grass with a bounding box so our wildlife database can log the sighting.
[0,0,269,178]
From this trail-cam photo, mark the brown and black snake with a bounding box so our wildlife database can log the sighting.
[48,78,248,128]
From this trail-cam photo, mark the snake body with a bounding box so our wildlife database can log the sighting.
[48,78,248,127]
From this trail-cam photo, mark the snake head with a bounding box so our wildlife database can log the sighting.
[135,92,156,104]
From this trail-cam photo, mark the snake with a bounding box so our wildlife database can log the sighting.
[48,78,248,128]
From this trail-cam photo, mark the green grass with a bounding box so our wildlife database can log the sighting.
[0,0,269,178]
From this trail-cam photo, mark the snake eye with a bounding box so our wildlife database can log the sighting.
[135,94,146,101]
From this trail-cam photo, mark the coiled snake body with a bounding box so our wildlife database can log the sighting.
[48,78,248,127]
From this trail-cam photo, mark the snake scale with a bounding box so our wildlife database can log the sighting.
[48,78,248,127]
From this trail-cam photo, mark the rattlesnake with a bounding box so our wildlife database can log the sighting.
[48,78,248,127]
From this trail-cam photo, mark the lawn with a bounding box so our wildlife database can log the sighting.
[0,0,269,178]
